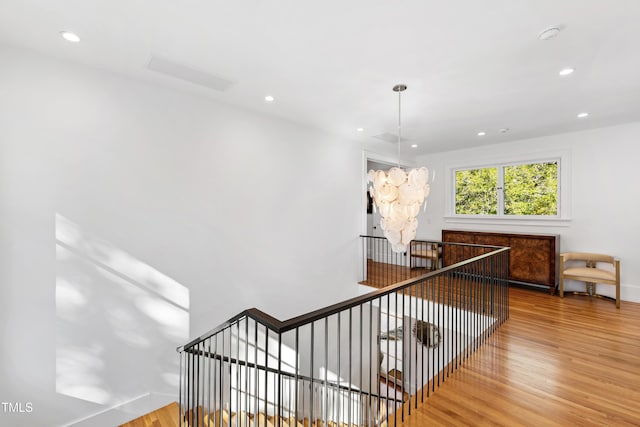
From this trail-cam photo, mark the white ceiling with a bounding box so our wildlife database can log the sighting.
[1,0,640,154]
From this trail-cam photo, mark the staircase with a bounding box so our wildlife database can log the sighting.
[122,403,389,427]
[183,408,388,427]
[174,239,510,427]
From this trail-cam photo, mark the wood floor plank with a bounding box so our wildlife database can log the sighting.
[119,402,179,427]
[396,287,640,426]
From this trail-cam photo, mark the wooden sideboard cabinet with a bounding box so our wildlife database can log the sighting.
[442,229,559,294]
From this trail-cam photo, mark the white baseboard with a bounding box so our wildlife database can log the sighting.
[61,392,176,427]
[621,283,640,303]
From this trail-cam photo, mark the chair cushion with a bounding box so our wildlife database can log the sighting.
[563,267,616,283]
[412,249,438,258]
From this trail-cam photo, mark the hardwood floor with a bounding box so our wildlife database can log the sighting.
[360,259,432,287]
[395,287,640,427]
[124,276,639,426]
[119,402,179,427]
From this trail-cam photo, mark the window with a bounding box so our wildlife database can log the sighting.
[455,160,559,217]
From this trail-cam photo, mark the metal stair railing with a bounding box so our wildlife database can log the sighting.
[178,239,510,427]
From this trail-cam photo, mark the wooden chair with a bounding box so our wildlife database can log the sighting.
[409,241,440,270]
[559,252,620,308]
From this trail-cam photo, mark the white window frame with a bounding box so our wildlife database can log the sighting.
[444,150,571,227]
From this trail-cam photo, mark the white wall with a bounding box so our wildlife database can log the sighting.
[415,122,640,302]
[0,45,362,427]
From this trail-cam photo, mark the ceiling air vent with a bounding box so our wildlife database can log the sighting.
[147,55,235,92]
[372,132,410,144]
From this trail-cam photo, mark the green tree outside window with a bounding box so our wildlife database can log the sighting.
[504,162,557,215]
[455,161,558,216]
[456,168,498,214]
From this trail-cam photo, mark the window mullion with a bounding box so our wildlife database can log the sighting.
[497,166,505,216]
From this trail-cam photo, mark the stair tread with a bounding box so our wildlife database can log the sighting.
[178,409,381,427]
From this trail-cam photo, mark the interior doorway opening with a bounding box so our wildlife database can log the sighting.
[364,159,411,238]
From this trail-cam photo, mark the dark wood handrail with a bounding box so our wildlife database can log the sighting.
[179,243,509,352]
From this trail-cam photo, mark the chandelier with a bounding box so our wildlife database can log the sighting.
[367,84,430,253]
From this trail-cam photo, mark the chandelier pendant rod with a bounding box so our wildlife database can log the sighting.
[397,87,401,167]
[392,83,407,168]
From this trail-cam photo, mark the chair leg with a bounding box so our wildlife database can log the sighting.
[616,259,621,309]
[559,256,565,298]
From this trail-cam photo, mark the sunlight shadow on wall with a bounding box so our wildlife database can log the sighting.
[56,214,189,406]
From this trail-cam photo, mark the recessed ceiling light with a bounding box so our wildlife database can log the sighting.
[477,131,486,136]
[559,68,574,76]
[264,95,275,102]
[538,27,561,41]
[411,144,418,148]
[577,112,589,118]
[60,31,80,43]
[499,128,510,133]
[356,127,364,132]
